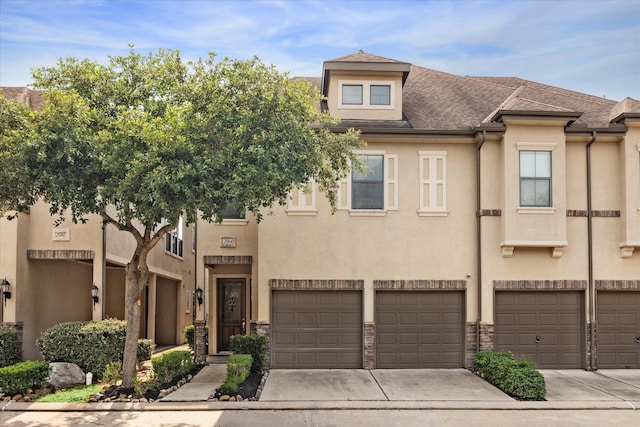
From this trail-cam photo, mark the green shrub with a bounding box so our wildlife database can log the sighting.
[474,351,546,400]
[502,365,546,400]
[0,327,22,368]
[102,361,122,386]
[151,350,194,384]
[0,361,50,395]
[137,339,154,363]
[227,354,252,383]
[219,354,252,396]
[184,325,195,350]
[229,334,266,373]
[37,319,156,379]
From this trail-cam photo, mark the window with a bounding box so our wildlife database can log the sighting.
[520,151,551,207]
[342,84,363,105]
[352,155,384,209]
[220,202,245,220]
[166,216,184,257]
[419,151,447,215]
[287,181,317,215]
[370,85,390,105]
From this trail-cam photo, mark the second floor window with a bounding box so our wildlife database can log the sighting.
[370,85,390,105]
[520,150,552,207]
[166,216,184,257]
[352,154,384,209]
[342,84,363,105]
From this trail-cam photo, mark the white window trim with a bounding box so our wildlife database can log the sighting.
[418,151,448,216]
[338,80,395,110]
[215,219,249,226]
[337,150,398,216]
[287,180,318,216]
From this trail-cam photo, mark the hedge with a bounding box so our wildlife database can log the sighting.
[0,361,50,395]
[474,351,546,400]
[37,319,154,379]
[0,327,22,368]
[229,334,266,373]
[151,350,194,384]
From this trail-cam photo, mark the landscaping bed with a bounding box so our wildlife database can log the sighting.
[211,370,267,401]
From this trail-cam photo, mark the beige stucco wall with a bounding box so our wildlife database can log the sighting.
[256,138,478,323]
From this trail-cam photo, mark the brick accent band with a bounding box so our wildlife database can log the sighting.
[203,255,253,265]
[595,280,640,290]
[27,250,94,260]
[566,210,621,217]
[493,279,587,290]
[270,279,364,290]
[374,280,466,290]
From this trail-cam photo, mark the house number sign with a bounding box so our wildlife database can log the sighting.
[220,236,236,248]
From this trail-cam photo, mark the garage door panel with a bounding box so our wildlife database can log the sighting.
[376,291,463,368]
[495,291,583,369]
[597,291,640,369]
[272,290,362,369]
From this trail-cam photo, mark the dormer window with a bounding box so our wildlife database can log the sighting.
[342,84,363,105]
[338,81,395,110]
[370,85,390,105]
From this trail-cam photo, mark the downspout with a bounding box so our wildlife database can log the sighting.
[102,219,107,319]
[586,131,596,370]
[475,130,487,355]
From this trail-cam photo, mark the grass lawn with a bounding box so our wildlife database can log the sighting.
[35,384,102,403]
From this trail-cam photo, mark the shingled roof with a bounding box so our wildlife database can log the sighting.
[314,50,637,132]
[1,87,45,111]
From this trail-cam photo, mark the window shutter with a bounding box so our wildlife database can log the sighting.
[385,154,399,210]
[419,151,447,213]
[337,173,351,210]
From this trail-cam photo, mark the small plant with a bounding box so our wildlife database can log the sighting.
[137,339,154,363]
[102,361,122,386]
[229,334,266,373]
[184,325,194,350]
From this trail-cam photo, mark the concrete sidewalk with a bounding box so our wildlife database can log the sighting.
[3,367,639,412]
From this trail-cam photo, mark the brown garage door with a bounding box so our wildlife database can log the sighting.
[376,291,464,368]
[271,290,362,368]
[495,291,583,369]
[597,291,640,369]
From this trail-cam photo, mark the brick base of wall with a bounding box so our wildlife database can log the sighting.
[256,321,271,369]
[587,320,596,370]
[363,322,374,369]
[194,320,207,364]
[465,322,495,368]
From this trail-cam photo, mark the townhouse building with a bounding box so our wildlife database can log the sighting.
[0,88,195,359]
[195,51,640,370]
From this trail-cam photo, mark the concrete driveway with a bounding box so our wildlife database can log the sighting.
[260,368,640,405]
[541,370,640,405]
[259,369,512,402]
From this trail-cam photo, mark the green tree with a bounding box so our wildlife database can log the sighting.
[0,48,361,387]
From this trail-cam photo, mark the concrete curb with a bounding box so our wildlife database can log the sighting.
[2,400,638,412]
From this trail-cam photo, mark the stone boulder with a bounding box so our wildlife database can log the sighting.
[47,362,86,388]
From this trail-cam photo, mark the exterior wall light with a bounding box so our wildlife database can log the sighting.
[195,287,204,306]
[1,278,10,305]
[90,283,99,308]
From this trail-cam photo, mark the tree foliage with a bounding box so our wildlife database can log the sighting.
[0,48,362,386]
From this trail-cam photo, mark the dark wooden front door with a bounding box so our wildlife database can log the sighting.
[217,279,246,352]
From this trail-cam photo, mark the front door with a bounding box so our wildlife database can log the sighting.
[217,279,246,352]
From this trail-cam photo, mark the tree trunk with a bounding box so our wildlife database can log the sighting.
[121,261,146,388]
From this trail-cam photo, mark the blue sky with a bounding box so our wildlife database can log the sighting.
[1,0,638,101]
